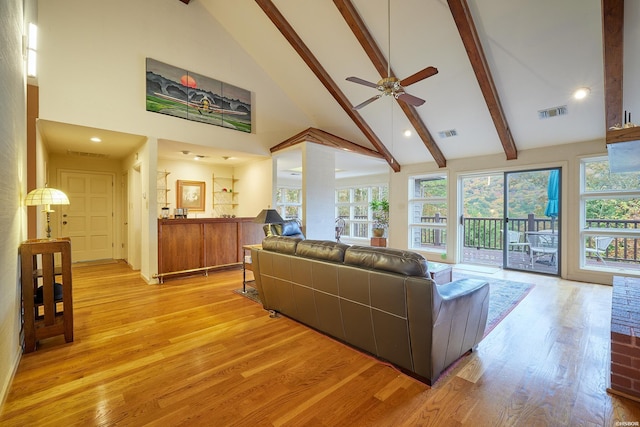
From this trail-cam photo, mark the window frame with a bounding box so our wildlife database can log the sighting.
[335,183,388,242]
[579,155,640,272]
[408,173,448,254]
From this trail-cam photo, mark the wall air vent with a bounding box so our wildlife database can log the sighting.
[66,150,110,159]
[438,129,458,138]
[538,105,568,119]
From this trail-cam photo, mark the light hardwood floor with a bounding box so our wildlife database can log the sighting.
[1,261,640,426]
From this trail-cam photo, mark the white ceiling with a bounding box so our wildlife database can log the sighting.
[39,0,639,178]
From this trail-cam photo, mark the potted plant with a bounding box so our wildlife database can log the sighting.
[370,198,389,237]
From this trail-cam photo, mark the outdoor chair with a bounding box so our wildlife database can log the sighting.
[526,232,558,268]
[585,236,614,264]
[506,230,530,261]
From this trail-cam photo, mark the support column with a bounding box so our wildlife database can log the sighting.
[302,143,335,240]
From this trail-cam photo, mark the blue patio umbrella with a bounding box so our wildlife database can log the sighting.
[545,169,559,231]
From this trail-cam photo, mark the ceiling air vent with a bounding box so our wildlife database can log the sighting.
[538,105,568,119]
[438,129,458,138]
[66,150,110,159]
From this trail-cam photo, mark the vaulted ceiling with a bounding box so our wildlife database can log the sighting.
[193,0,638,172]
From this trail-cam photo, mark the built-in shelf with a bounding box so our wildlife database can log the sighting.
[212,174,238,217]
[157,170,171,208]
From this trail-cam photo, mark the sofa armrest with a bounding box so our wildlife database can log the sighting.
[430,278,489,381]
[437,278,487,300]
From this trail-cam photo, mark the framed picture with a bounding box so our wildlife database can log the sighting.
[177,180,205,211]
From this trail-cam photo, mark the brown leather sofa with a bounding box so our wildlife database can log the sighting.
[251,236,490,385]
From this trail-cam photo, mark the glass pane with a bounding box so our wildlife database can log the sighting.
[462,174,504,217]
[586,198,640,226]
[413,176,447,198]
[285,189,300,203]
[336,189,350,203]
[410,202,447,223]
[585,159,640,192]
[336,206,349,218]
[276,188,283,203]
[284,206,299,219]
[353,205,368,219]
[409,225,447,250]
[353,222,368,238]
[353,188,368,203]
[372,186,388,201]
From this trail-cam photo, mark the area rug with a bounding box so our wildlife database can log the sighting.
[234,274,534,338]
[452,272,534,337]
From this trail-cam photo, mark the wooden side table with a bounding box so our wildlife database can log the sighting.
[242,244,262,292]
[20,238,73,353]
[427,261,453,285]
[370,237,387,247]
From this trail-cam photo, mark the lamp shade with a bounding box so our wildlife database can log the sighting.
[254,209,283,224]
[25,187,70,207]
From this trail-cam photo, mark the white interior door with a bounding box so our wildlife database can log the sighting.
[60,171,114,262]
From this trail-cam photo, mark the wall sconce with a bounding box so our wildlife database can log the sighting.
[25,187,70,239]
[26,23,38,77]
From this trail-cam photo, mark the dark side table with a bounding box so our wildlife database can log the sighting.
[427,261,453,285]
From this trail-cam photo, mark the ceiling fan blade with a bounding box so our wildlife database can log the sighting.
[397,92,426,107]
[353,95,382,110]
[399,66,438,87]
[346,76,379,89]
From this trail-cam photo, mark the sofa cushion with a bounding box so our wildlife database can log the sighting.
[262,235,302,254]
[295,240,349,263]
[344,246,429,277]
[264,220,305,239]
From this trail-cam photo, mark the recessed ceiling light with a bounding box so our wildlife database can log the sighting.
[90,137,101,143]
[403,129,412,137]
[573,87,590,100]
[194,155,205,160]
[181,150,191,155]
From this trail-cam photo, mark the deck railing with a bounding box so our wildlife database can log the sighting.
[417,216,640,264]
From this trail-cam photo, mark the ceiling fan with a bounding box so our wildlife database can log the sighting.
[345,0,438,110]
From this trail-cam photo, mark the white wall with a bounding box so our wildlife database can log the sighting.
[0,0,35,406]
[233,158,275,218]
[37,0,312,158]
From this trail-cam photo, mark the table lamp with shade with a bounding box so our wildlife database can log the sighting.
[254,208,284,236]
[25,187,70,239]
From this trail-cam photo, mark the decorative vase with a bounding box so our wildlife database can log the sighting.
[373,228,385,238]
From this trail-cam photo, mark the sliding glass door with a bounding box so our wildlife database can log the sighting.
[504,168,560,275]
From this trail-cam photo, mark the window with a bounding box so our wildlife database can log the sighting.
[580,156,640,271]
[408,174,448,253]
[335,184,388,240]
[276,187,302,220]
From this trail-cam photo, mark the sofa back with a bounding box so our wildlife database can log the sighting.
[252,236,489,384]
[253,237,436,378]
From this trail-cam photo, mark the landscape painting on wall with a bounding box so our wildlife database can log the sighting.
[145,58,252,133]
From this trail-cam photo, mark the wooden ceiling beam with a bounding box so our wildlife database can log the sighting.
[602,0,624,130]
[255,0,400,172]
[447,0,518,160]
[270,127,385,159]
[334,0,447,168]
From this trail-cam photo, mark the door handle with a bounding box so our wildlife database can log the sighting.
[62,221,68,225]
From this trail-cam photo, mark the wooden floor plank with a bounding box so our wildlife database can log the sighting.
[2,261,640,425]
